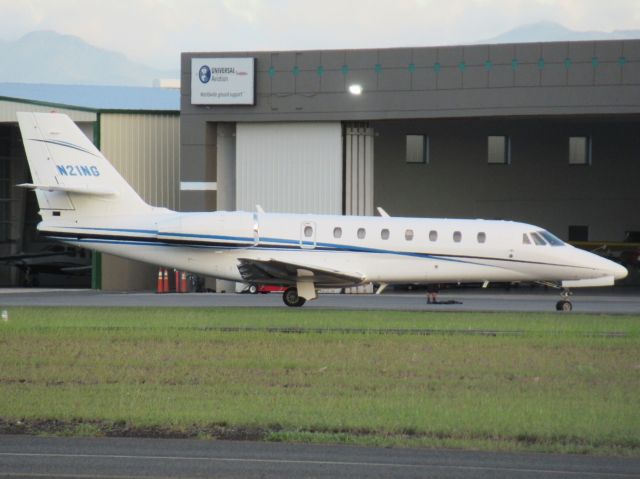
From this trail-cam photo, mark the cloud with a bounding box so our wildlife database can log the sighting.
[0,0,637,70]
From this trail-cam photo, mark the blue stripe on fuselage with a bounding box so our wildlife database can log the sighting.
[48,226,499,267]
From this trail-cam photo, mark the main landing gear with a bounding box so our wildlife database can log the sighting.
[555,288,573,312]
[283,287,306,307]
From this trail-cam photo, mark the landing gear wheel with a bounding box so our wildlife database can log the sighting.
[248,284,258,294]
[283,287,306,307]
[556,288,573,312]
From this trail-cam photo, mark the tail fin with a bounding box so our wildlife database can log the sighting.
[17,112,150,217]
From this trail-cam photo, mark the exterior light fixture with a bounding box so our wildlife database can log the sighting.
[348,84,363,95]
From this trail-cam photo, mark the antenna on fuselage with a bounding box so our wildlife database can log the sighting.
[377,207,390,217]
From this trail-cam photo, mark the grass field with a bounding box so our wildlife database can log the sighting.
[0,307,639,456]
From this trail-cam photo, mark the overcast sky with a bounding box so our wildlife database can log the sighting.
[1,0,638,70]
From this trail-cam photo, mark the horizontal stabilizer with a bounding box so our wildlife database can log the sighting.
[17,183,118,197]
[562,276,615,288]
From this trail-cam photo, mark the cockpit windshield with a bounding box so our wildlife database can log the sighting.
[538,230,564,246]
[524,230,565,246]
[530,232,547,245]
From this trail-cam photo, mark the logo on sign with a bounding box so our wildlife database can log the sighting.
[191,57,255,105]
[199,65,211,84]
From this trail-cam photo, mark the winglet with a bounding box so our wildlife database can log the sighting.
[377,207,390,217]
[256,204,265,213]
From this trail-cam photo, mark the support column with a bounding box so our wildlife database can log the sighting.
[92,115,102,290]
[216,123,237,293]
[1,126,27,286]
[180,119,217,212]
[216,123,236,211]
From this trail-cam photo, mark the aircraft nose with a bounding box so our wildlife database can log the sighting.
[612,262,629,281]
[597,254,629,280]
[574,248,628,281]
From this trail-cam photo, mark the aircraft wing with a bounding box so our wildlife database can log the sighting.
[237,258,365,287]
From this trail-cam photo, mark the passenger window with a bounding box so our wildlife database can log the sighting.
[453,231,462,243]
[523,233,531,245]
[477,232,486,243]
[405,229,414,241]
[333,227,342,239]
[304,226,313,237]
[357,228,366,239]
[381,229,390,240]
[429,230,438,242]
[530,232,547,245]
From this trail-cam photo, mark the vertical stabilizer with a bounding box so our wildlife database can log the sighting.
[17,112,150,216]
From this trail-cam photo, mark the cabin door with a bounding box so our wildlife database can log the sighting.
[252,212,260,246]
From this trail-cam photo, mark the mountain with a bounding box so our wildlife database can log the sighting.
[0,30,178,87]
[482,21,640,44]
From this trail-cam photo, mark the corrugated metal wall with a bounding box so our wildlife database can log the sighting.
[236,122,342,214]
[99,113,180,291]
[100,113,180,210]
[345,123,374,216]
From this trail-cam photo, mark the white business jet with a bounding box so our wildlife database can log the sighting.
[17,112,627,310]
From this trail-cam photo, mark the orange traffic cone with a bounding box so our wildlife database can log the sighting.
[163,268,169,293]
[180,271,188,293]
[156,268,164,293]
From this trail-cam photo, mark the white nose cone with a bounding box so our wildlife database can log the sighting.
[596,254,629,280]
[613,262,629,280]
[572,248,629,282]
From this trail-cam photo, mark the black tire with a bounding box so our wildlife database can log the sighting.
[283,287,306,307]
[248,284,258,294]
[556,300,572,312]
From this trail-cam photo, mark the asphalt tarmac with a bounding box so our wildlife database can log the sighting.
[1,287,639,314]
[1,435,639,479]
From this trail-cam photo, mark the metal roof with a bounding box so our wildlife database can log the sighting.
[0,82,179,112]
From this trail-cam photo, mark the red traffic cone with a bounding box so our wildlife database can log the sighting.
[163,268,169,293]
[156,268,164,294]
[180,272,188,293]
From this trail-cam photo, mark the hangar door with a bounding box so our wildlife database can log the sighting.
[236,123,342,214]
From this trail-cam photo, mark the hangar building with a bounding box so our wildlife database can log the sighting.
[2,39,639,291]
[181,39,640,252]
[0,83,179,289]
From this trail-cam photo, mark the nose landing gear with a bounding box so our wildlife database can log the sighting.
[538,282,574,312]
[555,288,573,312]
